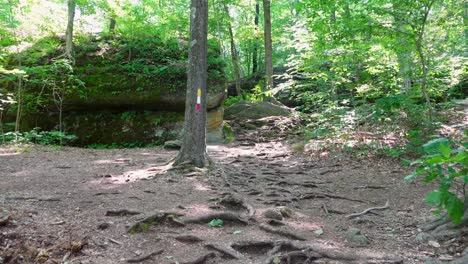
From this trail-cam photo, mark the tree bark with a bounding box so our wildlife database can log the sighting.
[263,0,273,90]
[109,17,116,34]
[174,0,210,168]
[252,1,260,75]
[65,0,76,62]
[415,1,435,122]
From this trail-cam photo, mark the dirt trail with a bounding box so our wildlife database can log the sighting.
[0,118,461,263]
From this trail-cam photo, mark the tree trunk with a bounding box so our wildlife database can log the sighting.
[263,0,273,90]
[14,75,22,132]
[224,5,242,96]
[252,1,260,75]
[109,17,116,34]
[397,50,412,92]
[65,0,76,62]
[415,1,435,122]
[174,0,210,168]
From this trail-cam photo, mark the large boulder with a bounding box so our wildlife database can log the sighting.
[206,107,235,144]
[225,100,291,120]
[64,90,226,112]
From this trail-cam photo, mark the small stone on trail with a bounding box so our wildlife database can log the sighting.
[164,140,182,150]
[345,227,369,246]
[428,240,441,248]
[263,209,283,220]
[416,232,435,242]
[0,210,10,226]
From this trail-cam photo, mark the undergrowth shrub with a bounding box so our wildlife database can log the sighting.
[405,133,468,224]
[1,128,77,146]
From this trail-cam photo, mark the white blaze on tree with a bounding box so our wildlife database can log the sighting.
[174,0,210,168]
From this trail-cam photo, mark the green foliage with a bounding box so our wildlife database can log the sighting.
[208,219,224,227]
[1,128,77,146]
[85,141,150,149]
[405,135,468,224]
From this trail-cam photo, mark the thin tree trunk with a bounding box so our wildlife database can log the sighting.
[415,1,435,122]
[397,50,412,92]
[174,0,210,168]
[252,1,260,75]
[109,17,116,34]
[8,0,23,133]
[224,5,242,96]
[14,76,22,132]
[263,0,273,90]
[65,0,76,62]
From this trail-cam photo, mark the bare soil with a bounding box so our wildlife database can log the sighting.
[0,117,466,264]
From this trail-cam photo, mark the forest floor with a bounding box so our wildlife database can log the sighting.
[1,116,467,264]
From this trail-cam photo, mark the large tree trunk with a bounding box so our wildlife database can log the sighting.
[224,5,242,96]
[263,0,273,90]
[174,0,209,168]
[252,1,260,75]
[65,0,76,62]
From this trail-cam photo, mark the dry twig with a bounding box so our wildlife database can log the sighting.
[346,201,390,219]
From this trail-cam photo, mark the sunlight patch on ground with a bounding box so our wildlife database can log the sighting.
[189,180,212,191]
[0,146,24,156]
[88,162,172,187]
[287,220,323,232]
[0,152,21,157]
[93,159,128,165]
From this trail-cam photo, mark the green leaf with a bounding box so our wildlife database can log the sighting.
[404,171,419,182]
[425,191,442,206]
[409,159,423,166]
[423,138,450,155]
[208,219,224,227]
[423,172,439,183]
[423,154,445,165]
[447,166,456,176]
[313,229,324,235]
[445,193,464,224]
[232,230,242,234]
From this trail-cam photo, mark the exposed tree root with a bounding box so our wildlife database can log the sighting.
[259,223,307,241]
[174,234,204,243]
[183,212,248,225]
[420,213,468,241]
[219,194,256,219]
[105,209,141,216]
[127,212,184,233]
[231,240,275,255]
[268,249,320,264]
[222,240,403,264]
[301,192,367,203]
[205,243,245,259]
[346,201,390,219]
[126,249,163,263]
[180,252,217,264]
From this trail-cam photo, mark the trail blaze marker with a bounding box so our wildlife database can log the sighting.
[196,88,201,111]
